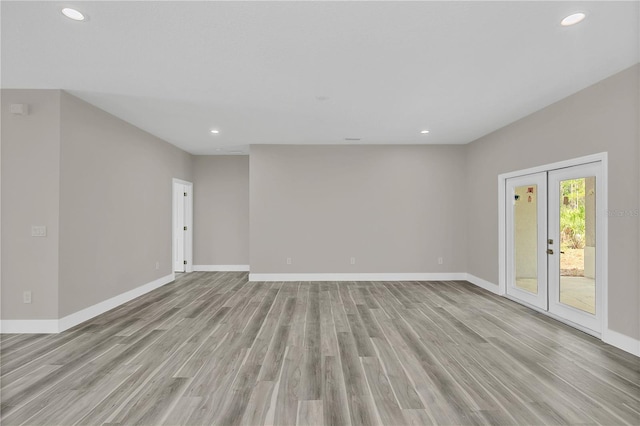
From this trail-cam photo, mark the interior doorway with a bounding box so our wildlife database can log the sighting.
[173,178,193,273]
[501,154,607,336]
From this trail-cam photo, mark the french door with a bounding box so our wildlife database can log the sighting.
[506,161,603,333]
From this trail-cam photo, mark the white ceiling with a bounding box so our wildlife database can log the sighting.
[2,1,638,155]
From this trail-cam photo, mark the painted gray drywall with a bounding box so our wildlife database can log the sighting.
[1,89,60,320]
[466,64,640,339]
[58,92,193,317]
[193,156,249,266]
[250,145,467,274]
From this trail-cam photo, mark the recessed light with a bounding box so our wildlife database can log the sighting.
[420,130,430,134]
[210,129,219,134]
[561,12,586,26]
[62,8,85,21]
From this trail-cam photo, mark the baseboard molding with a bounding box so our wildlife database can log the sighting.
[193,265,250,272]
[58,273,175,332]
[603,328,640,357]
[0,320,59,334]
[248,272,468,282]
[463,274,639,357]
[464,273,501,295]
[0,273,175,334]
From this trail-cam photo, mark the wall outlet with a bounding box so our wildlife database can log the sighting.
[350,257,356,265]
[438,257,444,265]
[23,291,32,304]
[155,261,160,270]
[286,257,292,265]
[31,226,47,237]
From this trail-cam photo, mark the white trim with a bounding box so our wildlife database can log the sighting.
[58,273,175,332]
[498,152,608,181]
[603,328,640,357]
[498,153,608,334]
[172,178,192,186]
[172,178,193,274]
[0,320,59,334]
[498,152,608,296]
[0,273,175,334]
[193,265,250,272]
[498,173,507,295]
[465,274,638,358]
[249,272,467,282]
[465,273,501,295]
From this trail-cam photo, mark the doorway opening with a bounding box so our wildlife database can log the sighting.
[173,178,193,273]
[499,153,608,336]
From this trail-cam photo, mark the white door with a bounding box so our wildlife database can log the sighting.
[506,172,548,310]
[548,163,602,333]
[174,183,186,272]
[504,159,605,335]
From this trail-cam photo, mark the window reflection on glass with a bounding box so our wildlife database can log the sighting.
[514,185,538,294]
[559,177,596,314]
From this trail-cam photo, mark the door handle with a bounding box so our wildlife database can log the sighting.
[546,249,554,255]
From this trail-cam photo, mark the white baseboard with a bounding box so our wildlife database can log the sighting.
[603,328,640,357]
[464,273,501,295]
[193,265,250,272]
[463,274,639,358]
[249,272,467,282]
[0,273,175,334]
[0,320,59,334]
[58,273,175,332]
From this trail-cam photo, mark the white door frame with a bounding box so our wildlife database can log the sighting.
[173,178,193,273]
[498,152,608,336]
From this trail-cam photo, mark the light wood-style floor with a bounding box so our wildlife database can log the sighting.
[1,272,639,425]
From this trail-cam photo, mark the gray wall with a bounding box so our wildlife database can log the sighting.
[1,90,61,320]
[250,145,467,274]
[58,92,193,317]
[193,156,249,266]
[466,64,640,339]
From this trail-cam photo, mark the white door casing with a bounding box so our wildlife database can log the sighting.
[499,153,607,336]
[173,179,193,273]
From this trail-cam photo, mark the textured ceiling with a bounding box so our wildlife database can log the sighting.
[2,1,638,155]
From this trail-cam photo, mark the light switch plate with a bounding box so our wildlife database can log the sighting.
[31,226,47,237]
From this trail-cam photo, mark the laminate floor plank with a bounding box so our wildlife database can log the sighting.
[322,355,351,426]
[1,272,637,425]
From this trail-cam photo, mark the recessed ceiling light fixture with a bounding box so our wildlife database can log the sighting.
[561,12,586,26]
[420,130,430,134]
[62,8,85,21]
[210,129,220,134]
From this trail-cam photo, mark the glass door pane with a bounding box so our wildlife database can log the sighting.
[514,184,539,294]
[559,177,596,314]
[505,172,548,310]
[548,162,601,333]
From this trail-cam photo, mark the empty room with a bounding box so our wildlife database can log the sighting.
[1,1,639,425]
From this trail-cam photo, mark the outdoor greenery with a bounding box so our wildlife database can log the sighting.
[560,178,586,249]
